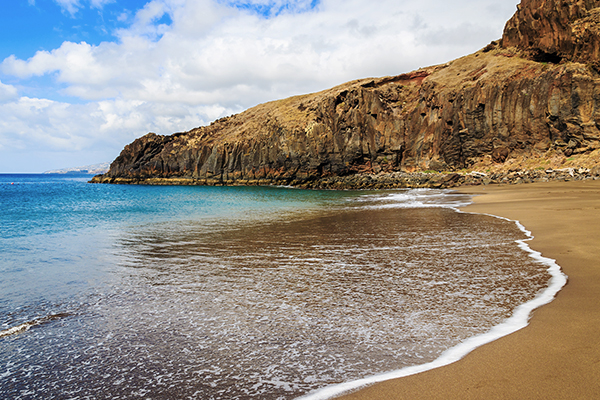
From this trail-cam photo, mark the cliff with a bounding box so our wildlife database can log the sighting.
[92,0,600,188]
[502,0,600,65]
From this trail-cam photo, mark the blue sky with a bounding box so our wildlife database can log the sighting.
[0,0,519,172]
[2,1,148,58]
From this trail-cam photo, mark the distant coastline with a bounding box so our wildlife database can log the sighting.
[44,162,110,175]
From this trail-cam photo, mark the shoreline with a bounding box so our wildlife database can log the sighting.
[299,182,567,400]
[90,168,599,190]
[331,180,600,399]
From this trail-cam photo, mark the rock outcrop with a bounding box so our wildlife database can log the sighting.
[92,0,600,188]
[502,0,600,65]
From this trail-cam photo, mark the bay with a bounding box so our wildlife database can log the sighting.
[0,174,551,399]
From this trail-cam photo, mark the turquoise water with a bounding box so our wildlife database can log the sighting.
[0,174,349,314]
[0,174,551,399]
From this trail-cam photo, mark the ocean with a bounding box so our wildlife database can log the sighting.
[0,174,563,399]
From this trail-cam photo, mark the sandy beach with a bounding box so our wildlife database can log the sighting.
[337,180,600,399]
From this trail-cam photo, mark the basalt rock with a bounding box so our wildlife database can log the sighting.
[92,0,600,188]
[502,0,600,65]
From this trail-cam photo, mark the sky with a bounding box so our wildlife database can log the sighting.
[0,0,520,173]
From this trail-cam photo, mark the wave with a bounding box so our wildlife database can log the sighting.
[0,313,71,339]
[352,188,472,209]
[298,193,567,400]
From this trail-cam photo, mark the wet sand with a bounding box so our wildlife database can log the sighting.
[337,180,600,399]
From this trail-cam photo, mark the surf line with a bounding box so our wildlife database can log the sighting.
[0,313,71,339]
[297,196,568,400]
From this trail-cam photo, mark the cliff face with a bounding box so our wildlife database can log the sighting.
[502,0,600,64]
[93,0,600,187]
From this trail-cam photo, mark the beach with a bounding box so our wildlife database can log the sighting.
[337,180,600,399]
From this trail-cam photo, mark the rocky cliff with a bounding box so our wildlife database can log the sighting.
[92,0,600,188]
[502,0,600,64]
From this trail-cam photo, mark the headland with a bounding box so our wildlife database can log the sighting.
[92,0,600,189]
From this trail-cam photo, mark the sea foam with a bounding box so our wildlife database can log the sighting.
[0,313,70,339]
[298,192,567,400]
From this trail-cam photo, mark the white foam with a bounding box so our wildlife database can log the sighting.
[355,189,472,210]
[297,197,567,400]
[0,313,70,338]
[0,321,37,338]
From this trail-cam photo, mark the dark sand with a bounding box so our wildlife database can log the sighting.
[337,180,600,399]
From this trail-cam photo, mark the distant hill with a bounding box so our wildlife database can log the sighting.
[44,162,110,175]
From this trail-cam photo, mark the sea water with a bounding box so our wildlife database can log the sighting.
[0,174,557,399]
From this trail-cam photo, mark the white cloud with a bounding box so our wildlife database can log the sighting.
[0,80,18,102]
[55,0,82,15]
[90,0,115,9]
[0,0,520,171]
[53,0,114,15]
[120,0,176,39]
[0,95,232,166]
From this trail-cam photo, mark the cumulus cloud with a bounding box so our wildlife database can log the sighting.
[0,95,233,167]
[0,95,231,146]
[0,0,520,171]
[6,0,515,103]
